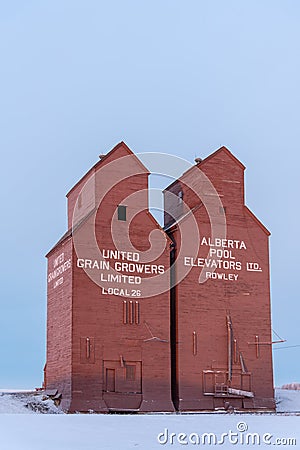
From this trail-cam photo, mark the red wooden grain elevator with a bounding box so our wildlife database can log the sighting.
[45,142,275,412]
[164,146,275,411]
[46,142,174,412]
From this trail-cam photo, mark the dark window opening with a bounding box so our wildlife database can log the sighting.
[118,205,127,221]
[219,206,226,214]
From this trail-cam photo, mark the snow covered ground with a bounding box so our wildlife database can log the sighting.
[275,388,300,413]
[0,389,299,449]
[0,390,62,414]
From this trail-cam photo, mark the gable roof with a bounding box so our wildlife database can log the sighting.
[244,206,271,236]
[45,229,72,258]
[164,203,204,232]
[45,207,97,257]
[66,141,149,198]
[200,146,245,171]
[164,146,245,192]
[46,206,172,257]
[164,203,271,237]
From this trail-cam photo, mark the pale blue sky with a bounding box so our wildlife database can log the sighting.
[0,0,299,387]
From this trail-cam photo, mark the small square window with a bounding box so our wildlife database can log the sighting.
[219,206,226,214]
[118,205,127,221]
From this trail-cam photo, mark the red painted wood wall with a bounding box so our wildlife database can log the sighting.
[164,147,275,411]
[45,143,275,412]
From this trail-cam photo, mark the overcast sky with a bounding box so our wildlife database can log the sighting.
[0,0,299,388]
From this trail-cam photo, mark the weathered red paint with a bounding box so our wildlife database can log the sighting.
[164,147,275,411]
[45,143,275,412]
[46,142,173,412]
